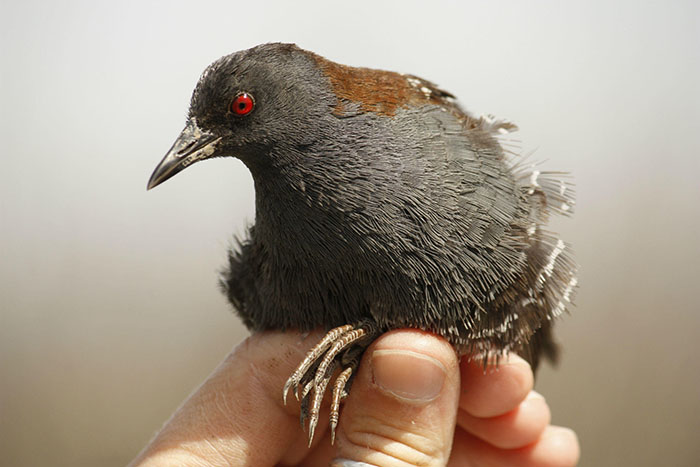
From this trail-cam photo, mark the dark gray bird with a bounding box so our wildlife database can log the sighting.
[148,43,577,445]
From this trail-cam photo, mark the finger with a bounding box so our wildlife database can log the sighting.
[130,331,328,467]
[457,390,551,449]
[333,330,460,467]
[448,425,580,467]
[460,353,534,418]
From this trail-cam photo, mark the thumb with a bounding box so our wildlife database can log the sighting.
[333,330,460,467]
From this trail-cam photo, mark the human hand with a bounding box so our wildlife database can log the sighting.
[130,329,579,466]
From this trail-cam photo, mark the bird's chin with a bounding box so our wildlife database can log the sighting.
[147,118,222,190]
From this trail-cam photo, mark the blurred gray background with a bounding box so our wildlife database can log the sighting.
[1,1,698,465]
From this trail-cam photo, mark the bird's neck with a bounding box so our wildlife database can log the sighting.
[250,157,347,262]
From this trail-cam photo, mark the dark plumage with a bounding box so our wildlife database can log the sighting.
[148,43,577,444]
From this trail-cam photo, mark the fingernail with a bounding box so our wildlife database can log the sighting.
[371,349,447,403]
[526,390,545,401]
[330,460,376,467]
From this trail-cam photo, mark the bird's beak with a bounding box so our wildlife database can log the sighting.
[147,119,222,190]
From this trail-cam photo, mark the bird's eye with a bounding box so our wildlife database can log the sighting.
[230,92,254,116]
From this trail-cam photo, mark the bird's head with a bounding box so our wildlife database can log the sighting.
[147,43,336,190]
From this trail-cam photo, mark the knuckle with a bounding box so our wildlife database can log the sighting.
[338,414,447,467]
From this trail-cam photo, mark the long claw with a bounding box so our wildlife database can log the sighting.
[307,422,316,448]
[330,419,337,445]
[307,359,337,445]
[282,378,293,405]
[281,322,378,447]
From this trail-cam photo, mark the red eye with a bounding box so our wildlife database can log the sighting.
[231,92,254,116]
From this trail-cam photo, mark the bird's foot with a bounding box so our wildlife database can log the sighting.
[283,321,378,446]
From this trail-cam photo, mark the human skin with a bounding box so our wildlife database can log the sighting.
[130,330,580,466]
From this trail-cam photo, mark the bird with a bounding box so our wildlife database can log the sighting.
[147,42,577,446]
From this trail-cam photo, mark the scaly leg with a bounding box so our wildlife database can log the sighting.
[330,363,355,445]
[283,324,353,404]
[283,321,379,446]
